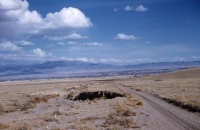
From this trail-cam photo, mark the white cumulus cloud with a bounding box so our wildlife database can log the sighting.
[19,10,42,24]
[124,5,134,11]
[0,0,92,38]
[0,0,28,10]
[114,33,138,40]
[135,5,148,12]
[33,48,46,57]
[43,7,92,29]
[0,0,42,23]
[0,41,21,51]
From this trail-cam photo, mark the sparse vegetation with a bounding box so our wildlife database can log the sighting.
[122,90,143,108]
[0,103,5,115]
[66,92,75,99]
[28,94,59,104]
[70,122,96,130]
[162,96,200,112]
[0,123,9,130]
[104,102,138,129]
[20,102,34,111]
[19,124,32,130]
[116,102,136,116]
[119,68,200,112]
[0,79,142,129]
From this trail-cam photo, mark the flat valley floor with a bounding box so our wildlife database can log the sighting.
[0,68,200,130]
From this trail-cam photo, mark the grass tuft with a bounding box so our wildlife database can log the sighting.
[0,103,5,115]
[162,96,200,112]
[105,102,137,129]
[0,123,9,130]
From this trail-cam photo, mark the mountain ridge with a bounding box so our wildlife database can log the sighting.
[0,60,200,81]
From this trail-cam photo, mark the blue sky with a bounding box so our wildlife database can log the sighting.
[0,0,199,65]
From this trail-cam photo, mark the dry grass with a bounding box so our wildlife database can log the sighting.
[21,104,34,112]
[119,68,200,112]
[66,92,75,99]
[69,120,96,130]
[0,94,60,114]
[80,116,103,122]
[106,114,133,128]
[116,102,136,117]
[28,94,59,104]
[0,102,20,114]
[14,123,33,130]
[122,91,143,108]
[0,79,142,129]
[42,114,60,124]
[0,123,9,130]
[0,103,5,115]
[70,124,96,130]
[19,94,59,111]
[162,96,200,112]
[0,123,33,130]
[105,102,137,129]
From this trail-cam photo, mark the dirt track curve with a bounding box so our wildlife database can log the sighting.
[115,84,200,130]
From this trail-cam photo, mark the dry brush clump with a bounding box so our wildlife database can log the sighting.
[69,119,96,130]
[106,114,134,129]
[0,103,5,115]
[122,91,144,108]
[1,102,20,114]
[162,96,200,112]
[116,102,136,117]
[1,123,33,130]
[104,102,138,129]
[0,123,9,130]
[41,113,60,124]
[20,94,59,111]
[14,123,33,130]
[27,94,59,104]
[0,94,60,114]
[119,68,200,112]
[80,116,103,122]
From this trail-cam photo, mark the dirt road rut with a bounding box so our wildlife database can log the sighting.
[116,84,200,130]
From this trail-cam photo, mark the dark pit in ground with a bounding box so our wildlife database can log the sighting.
[72,91,124,101]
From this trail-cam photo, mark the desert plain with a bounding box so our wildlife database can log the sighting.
[0,68,200,130]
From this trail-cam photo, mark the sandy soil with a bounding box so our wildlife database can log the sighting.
[0,68,200,130]
[116,84,200,130]
[0,78,142,130]
[118,68,200,112]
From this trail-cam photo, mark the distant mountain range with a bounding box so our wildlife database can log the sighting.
[125,61,200,69]
[0,61,200,81]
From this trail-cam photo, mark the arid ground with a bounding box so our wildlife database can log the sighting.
[0,68,200,130]
[117,68,200,112]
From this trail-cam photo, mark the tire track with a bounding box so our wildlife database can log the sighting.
[115,83,200,130]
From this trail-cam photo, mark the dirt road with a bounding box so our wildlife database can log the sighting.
[115,84,200,130]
